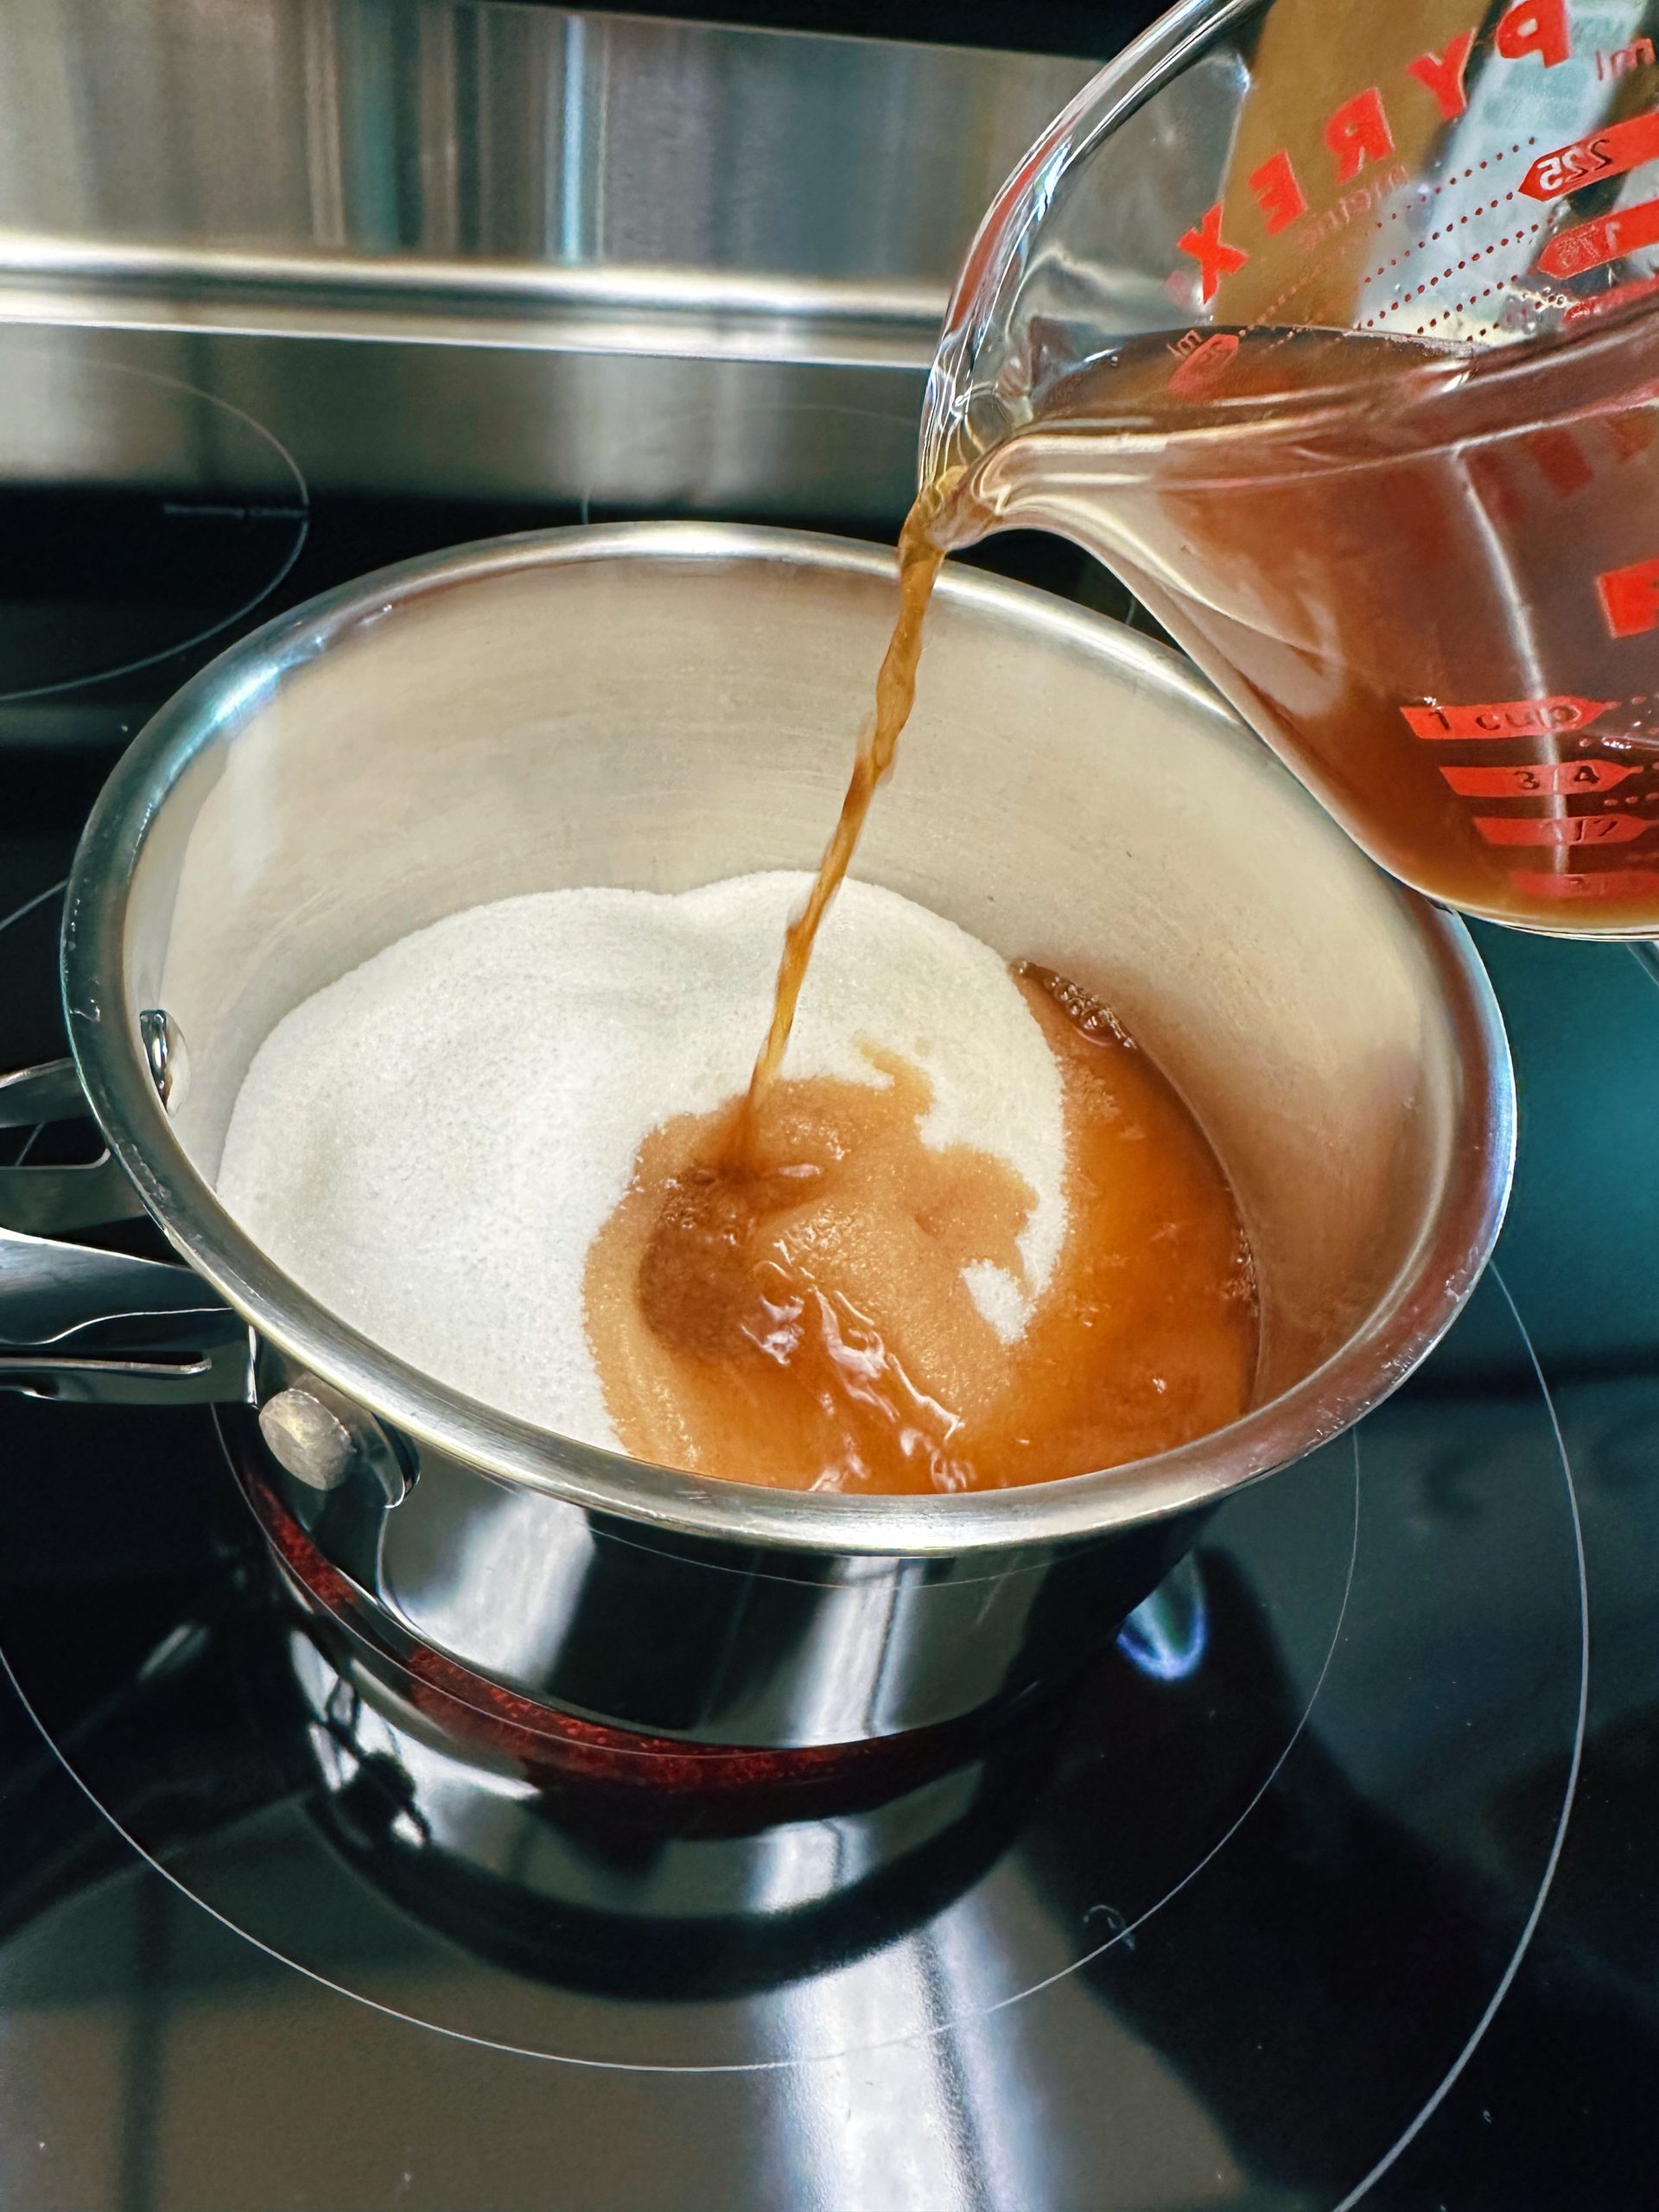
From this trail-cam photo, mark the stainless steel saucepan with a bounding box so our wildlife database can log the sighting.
[0,524,1514,1765]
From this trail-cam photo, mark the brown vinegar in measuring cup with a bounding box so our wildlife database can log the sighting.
[907,0,1659,933]
[955,308,1659,934]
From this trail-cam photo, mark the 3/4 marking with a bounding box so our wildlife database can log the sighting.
[1402,695,1614,738]
[1477,812,1650,844]
[1521,108,1659,200]
[1440,760,1637,795]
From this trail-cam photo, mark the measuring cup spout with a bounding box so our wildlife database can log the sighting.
[916,0,1257,491]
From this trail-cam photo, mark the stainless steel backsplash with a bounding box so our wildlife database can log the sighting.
[0,0,1089,517]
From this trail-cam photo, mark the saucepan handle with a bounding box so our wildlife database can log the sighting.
[0,1060,251,1407]
[0,1058,146,1235]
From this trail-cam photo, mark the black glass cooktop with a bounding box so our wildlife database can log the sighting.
[1,331,1657,2211]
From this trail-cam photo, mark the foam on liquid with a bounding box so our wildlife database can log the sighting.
[588,958,1257,1493]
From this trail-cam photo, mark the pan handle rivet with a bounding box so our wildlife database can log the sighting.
[138,1008,188,1114]
[258,1386,354,1491]
[256,1379,414,1503]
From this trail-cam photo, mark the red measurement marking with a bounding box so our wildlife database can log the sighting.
[1511,867,1659,899]
[1537,194,1659,277]
[1477,813,1650,845]
[1564,271,1659,327]
[1496,0,1570,68]
[1440,760,1637,796]
[1521,109,1659,200]
[1406,29,1475,121]
[1248,149,1307,234]
[1402,695,1615,739]
[1599,556,1659,638]
[1325,87,1395,183]
[1178,205,1249,302]
[1609,406,1659,462]
[1526,427,1595,494]
[1169,332,1240,395]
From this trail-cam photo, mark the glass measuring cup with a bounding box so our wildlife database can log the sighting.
[921,0,1659,935]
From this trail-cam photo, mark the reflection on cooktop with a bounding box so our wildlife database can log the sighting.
[0,335,308,707]
[0,1256,1587,2210]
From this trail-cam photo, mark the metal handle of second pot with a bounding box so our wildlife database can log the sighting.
[0,1058,146,1235]
[0,1059,251,1406]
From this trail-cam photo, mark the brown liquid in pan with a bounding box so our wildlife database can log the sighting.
[587,421,1279,1495]
[587,954,1257,1495]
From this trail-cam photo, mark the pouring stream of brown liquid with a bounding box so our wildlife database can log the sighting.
[587,467,1260,1494]
[730,494,950,1151]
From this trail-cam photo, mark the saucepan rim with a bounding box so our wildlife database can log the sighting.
[60,520,1515,1557]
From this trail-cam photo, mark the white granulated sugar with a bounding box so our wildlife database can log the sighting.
[216,872,1067,1446]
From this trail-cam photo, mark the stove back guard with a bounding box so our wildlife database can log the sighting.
[0,0,1092,525]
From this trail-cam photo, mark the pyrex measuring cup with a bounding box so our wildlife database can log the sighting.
[922,0,1659,934]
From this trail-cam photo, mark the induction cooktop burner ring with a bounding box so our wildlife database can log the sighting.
[2,1440,1363,2074]
[0,1276,1589,2152]
[0,334,310,704]
[1327,1262,1589,2212]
